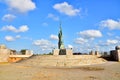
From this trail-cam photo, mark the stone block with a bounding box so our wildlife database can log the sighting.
[59,49,66,55]
[53,49,73,55]
[0,49,10,62]
[53,49,59,55]
[66,49,73,55]
[110,50,120,61]
[116,50,120,61]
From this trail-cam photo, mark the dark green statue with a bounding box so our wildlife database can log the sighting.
[58,23,65,49]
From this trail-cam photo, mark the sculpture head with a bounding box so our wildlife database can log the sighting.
[0,44,6,49]
[115,46,120,50]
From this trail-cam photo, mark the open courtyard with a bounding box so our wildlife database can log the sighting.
[0,55,120,80]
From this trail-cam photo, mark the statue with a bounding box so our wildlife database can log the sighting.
[53,22,73,55]
[58,23,65,49]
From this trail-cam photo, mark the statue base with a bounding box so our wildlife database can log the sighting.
[53,49,73,55]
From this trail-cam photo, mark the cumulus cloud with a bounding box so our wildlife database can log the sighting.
[15,35,21,39]
[5,35,21,42]
[74,37,88,44]
[5,36,15,41]
[1,25,29,33]
[98,39,119,47]
[78,30,102,39]
[99,19,120,30]
[67,44,73,49]
[33,39,56,51]
[106,39,118,45]
[47,13,59,21]
[50,34,58,40]
[2,14,16,22]
[33,39,51,46]
[53,2,80,16]
[5,0,36,13]
[19,25,29,32]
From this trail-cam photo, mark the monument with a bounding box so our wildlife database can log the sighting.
[110,46,120,61]
[0,44,33,62]
[0,44,10,62]
[58,25,65,49]
[53,23,73,55]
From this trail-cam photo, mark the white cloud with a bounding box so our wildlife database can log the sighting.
[15,35,21,39]
[2,14,16,22]
[67,44,73,49]
[1,25,29,33]
[5,0,36,13]
[47,13,59,21]
[50,34,58,40]
[99,19,120,30]
[74,37,88,44]
[19,25,29,32]
[5,36,15,41]
[5,35,21,42]
[1,25,16,32]
[98,39,119,46]
[78,30,102,39]
[33,39,50,46]
[53,2,80,16]
[33,39,56,51]
[106,39,118,45]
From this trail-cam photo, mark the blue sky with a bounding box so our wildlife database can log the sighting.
[0,0,120,54]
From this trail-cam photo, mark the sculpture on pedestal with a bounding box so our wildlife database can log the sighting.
[53,22,73,55]
[58,23,65,49]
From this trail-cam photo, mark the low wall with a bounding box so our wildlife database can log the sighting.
[9,54,33,58]
[8,57,23,63]
[8,54,33,62]
[20,55,107,67]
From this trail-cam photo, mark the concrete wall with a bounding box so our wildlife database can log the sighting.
[8,54,33,62]
[53,49,59,55]
[25,50,33,55]
[116,50,120,61]
[8,57,23,63]
[0,48,33,62]
[66,49,73,55]
[0,49,10,62]
[9,54,33,57]
[89,51,101,57]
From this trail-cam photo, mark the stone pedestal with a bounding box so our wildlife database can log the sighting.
[0,49,10,62]
[110,50,120,61]
[66,49,73,55]
[53,49,73,55]
[89,51,95,55]
[110,46,120,61]
[53,49,59,55]
[116,50,120,61]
